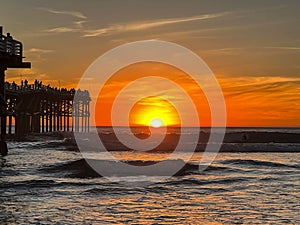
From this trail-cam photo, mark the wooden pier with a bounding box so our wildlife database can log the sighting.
[5,82,90,135]
[0,26,90,155]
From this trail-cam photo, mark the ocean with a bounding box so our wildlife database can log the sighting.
[0,128,299,224]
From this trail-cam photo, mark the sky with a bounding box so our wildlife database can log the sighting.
[0,0,299,126]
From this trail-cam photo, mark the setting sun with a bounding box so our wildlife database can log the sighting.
[129,96,180,127]
[95,62,211,127]
[150,118,164,128]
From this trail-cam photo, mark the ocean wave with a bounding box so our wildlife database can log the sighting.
[159,176,253,186]
[8,139,71,150]
[0,179,58,189]
[203,165,246,173]
[41,158,200,178]
[70,130,300,152]
[0,179,106,190]
[9,129,299,153]
[219,159,300,168]
[42,159,101,178]
[41,156,300,179]
[95,127,300,143]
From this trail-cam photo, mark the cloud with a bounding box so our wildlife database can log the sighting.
[202,46,300,57]
[219,75,300,125]
[204,48,244,55]
[45,27,78,33]
[220,76,300,100]
[42,10,228,37]
[83,12,228,37]
[263,47,300,51]
[27,48,54,62]
[28,48,54,53]
[39,7,88,34]
[73,20,87,28]
[45,21,87,33]
[39,7,87,19]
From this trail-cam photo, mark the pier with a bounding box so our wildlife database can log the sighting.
[5,81,90,135]
[0,26,90,156]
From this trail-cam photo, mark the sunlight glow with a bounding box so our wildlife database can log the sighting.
[129,96,181,127]
[150,118,164,128]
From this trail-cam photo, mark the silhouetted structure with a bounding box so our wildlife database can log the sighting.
[0,26,90,156]
[0,26,32,155]
[5,81,90,135]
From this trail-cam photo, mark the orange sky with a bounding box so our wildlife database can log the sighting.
[95,62,300,127]
[1,1,299,127]
[95,62,211,127]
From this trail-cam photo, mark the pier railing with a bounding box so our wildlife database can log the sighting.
[0,26,30,69]
[0,33,23,58]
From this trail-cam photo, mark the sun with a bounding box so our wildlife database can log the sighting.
[150,118,164,128]
[129,96,181,127]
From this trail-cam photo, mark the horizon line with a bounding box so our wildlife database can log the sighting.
[93,125,300,129]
